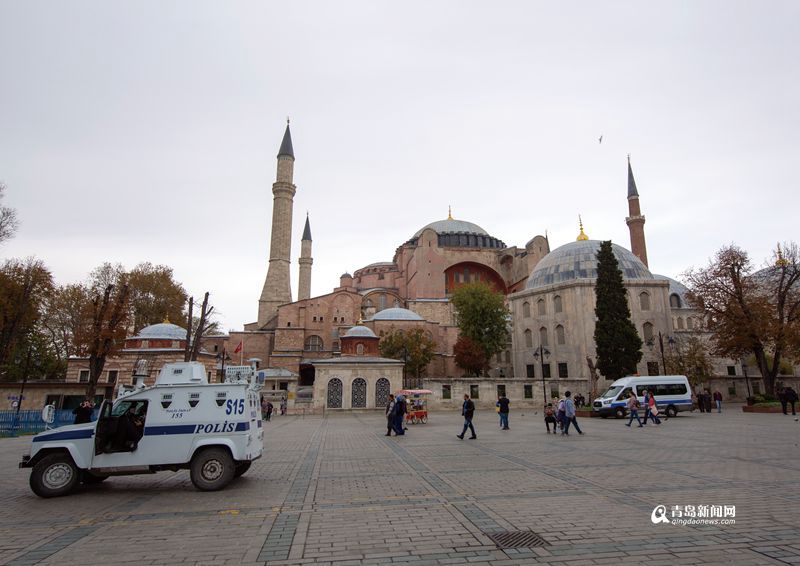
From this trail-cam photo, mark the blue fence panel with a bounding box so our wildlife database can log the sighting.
[0,409,98,436]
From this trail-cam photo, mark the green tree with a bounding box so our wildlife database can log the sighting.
[379,328,436,383]
[451,282,509,374]
[593,241,643,379]
[684,243,800,396]
[0,258,54,380]
[453,335,488,377]
[663,335,714,387]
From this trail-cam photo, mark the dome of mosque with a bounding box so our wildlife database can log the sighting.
[132,322,187,340]
[526,240,654,290]
[369,308,424,321]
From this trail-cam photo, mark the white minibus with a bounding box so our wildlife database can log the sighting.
[592,375,693,418]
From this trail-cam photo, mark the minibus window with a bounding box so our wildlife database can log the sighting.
[602,386,623,399]
[618,387,632,400]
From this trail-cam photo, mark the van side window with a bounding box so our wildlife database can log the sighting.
[619,387,632,399]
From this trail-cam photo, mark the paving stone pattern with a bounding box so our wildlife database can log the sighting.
[1,409,799,565]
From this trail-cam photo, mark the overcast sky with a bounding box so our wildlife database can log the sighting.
[1,1,798,331]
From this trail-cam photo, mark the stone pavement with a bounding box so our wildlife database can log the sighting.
[1,408,800,565]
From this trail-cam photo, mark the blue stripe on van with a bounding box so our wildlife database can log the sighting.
[145,424,197,435]
[606,399,693,408]
[32,429,94,442]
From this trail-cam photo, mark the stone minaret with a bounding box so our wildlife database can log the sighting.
[625,156,649,267]
[258,122,296,327]
[298,214,313,301]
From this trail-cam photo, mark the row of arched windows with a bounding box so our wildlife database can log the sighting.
[523,325,566,348]
[326,377,391,409]
[522,296,563,318]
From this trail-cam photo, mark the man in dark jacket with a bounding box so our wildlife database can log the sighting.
[785,387,798,416]
[72,399,94,424]
[457,394,477,439]
[496,394,510,430]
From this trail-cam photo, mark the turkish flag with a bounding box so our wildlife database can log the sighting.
[233,341,243,354]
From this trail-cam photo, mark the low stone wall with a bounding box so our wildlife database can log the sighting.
[420,377,597,410]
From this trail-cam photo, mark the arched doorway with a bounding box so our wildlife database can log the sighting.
[375,377,390,407]
[351,378,367,408]
[327,378,343,408]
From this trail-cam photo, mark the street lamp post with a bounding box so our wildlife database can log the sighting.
[533,344,550,404]
[742,358,752,399]
[658,332,667,375]
[216,349,230,383]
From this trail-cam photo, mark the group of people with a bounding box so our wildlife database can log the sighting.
[260,397,287,421]
[385,393,407,435]
[624,389,661,427]
[542,391,584,435]
[694,389,723,413]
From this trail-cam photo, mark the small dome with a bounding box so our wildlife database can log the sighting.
[344,325,377,338]
[340,272,352,278]
[414,218,489,238]
[526,240,653,290]
[369,307,424,321]
[133,322,187,340]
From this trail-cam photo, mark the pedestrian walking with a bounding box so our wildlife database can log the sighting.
[393,395,406,435]
[643,390,661,425]
[625,391,643,427]
[713,390,723,413]
[266,401,273,421]
[703,389,713,413]
[785,387,798,416]
[496,394,510,430]
[562,391,583,436]
[385,394,396,436]
[544,403,558,434]
[556,396,566,432]
[72,399,94,424]
[280,398,287,415]
[457,394,477,439]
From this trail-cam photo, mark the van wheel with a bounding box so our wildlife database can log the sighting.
[190,448,235,491]
[82,472,109,484]
[666,405,678,418]
[614,407,626,419]
[234,462,251,478]
[30,453,79,498]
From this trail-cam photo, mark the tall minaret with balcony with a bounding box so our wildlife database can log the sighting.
[258,121,296,327]
[298,214,313,301]
[625,156,649,267]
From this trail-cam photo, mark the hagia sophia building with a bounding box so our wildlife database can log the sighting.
[212,122,703,410]
[60,122,724,412]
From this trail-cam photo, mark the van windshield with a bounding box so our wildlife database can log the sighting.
[601,386,623,399]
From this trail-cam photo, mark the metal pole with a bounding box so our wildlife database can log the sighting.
[540,345,547,404]
[658,332,667,375]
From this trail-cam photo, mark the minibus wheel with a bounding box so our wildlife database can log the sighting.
[614,407,626,419]
[666,405,678,418]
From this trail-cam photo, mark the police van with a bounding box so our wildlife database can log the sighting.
[20,361,264,498]
[592,375,693,418]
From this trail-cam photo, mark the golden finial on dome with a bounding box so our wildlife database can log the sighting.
[448,205,453,220]
[357,314,364,325]
[163,315,170,324]
[776,243,789,267]
[577,215,589,241]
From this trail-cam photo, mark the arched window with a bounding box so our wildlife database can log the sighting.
[378,294,386,310]
[375,378,390,406]
[364,298,373,308]
[687,317,694,330]
[394,298,401,308]
[524,329,533,348]
[669,294,682,308]
[537,299,546,316]
[642,322,654,342]
[356,343,365,355]
[304,335,324,352]
[523,301,531,318]
[351,378,367,408]
[677,317,685,330]
[556,325,565,345]
[553,295,563,314]
[327,378,343,408]
[539,327,549,347]
[639,292,651,311]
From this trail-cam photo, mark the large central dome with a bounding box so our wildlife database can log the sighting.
[413,218,489,238]
[526,240,653,289]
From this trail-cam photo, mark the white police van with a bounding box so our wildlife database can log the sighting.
[20,361,264,498]
[592,375,693,419]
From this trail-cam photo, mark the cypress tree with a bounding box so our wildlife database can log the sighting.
[594,241,643,379]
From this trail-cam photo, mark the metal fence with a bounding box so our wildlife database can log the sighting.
[0,409,97,437]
